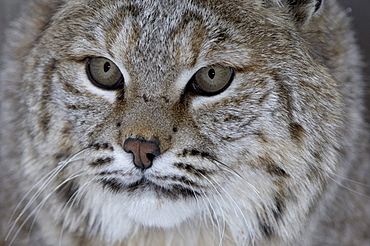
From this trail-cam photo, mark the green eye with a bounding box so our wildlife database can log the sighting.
[86,57,124,90]
[189,66,235,96]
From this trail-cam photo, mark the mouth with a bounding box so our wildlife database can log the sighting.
[100,177,200,200]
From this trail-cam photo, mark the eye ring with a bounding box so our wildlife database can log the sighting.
[86,57,124,90]
[188,66,235,96]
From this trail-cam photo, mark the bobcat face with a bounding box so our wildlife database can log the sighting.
[17,0,342,243]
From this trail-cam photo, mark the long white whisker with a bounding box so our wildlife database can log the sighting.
[311,164,370,199]
[329,175,370,199]
[212,158,244,180]
[8,165,63,225]
[7,148,90,236]
[7,171,84,246]
[59,177,95,246]
[212,159,263,206]
[319,165,370,187]
[200,189,222,245]
[6,148,91,245]
[196,172,227,245]
[57,148,92,167]
[30,171,85,230]
[209,174,249,229]
[6,164,67,242]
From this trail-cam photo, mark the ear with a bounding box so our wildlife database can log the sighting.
[269,0,323,23]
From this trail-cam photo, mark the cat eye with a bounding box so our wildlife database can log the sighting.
[86,57,124,90]
[189,66,235,96]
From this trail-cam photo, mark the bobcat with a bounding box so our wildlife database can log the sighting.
[0,0,369,245]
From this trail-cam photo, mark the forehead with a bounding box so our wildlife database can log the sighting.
[50,1,260,72]
[56,1,212,42]
[47,0,292,78]
[52,0,261,49]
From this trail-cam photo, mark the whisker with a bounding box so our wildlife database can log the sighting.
[57,148,92,167]
[7,166,63,226]
[59,177,95,246]
[311,164,370,199]
[211,158,244,180]
[331,177,370,199]
[209,175,250,227]
[208,158,266,243]
[325,169,370,188]
[211,159,263,202]
[6,164,67,242]
[200,188,223,245]
[8,171,84,246]
[9,148,90,228]
[195,171,227,245]
[30,171,85,230]
[6,148,91,244]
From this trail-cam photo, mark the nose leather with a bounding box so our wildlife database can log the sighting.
[123,138,161,170]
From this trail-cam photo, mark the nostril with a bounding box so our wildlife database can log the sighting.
[146,153,156,162]
[123,138,161,170]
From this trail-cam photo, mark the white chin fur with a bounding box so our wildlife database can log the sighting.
[127,192,198,227]
[83,185,200,242]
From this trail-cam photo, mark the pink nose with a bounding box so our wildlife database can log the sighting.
[123,138,161,170]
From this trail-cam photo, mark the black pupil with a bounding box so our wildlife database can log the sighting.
[104,62,111,73]
[208,69,215,79]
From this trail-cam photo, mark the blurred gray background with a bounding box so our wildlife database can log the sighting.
[1,0,369,111]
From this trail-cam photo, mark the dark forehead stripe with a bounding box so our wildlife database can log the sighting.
[101,3,143,58]
[95,1,209,62]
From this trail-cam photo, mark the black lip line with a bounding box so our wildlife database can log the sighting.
[99,177,200,199]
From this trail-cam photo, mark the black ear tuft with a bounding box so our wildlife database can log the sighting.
[314,0,323,13]
[274,0,323,23]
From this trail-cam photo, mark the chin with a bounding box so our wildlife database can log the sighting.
[80,181,201,242]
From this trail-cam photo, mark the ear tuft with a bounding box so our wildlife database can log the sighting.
[313,0,323,12]
[270,0,323,23]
